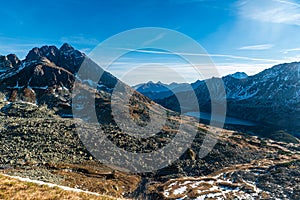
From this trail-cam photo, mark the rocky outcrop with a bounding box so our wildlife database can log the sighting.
[0,44,85,116]
[0,54,20,70]
[25,43,85,74]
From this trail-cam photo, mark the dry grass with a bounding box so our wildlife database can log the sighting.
[0,174,117,200]
[1,162,141,199]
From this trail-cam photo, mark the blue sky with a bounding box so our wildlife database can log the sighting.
[1,0,300,84]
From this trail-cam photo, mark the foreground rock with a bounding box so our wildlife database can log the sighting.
[0,102,140,198]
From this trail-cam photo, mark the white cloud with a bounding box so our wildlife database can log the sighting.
[0,36,47,59]
[283,53,300,61]
[282,47,300,54]
[113,64,193,86]
[239,44,274,50]
[117,48,282,63]
[142,33,166,45]
[274,0,300,7]
[238,0,300,26]
[209,53,280,62]
[108,61,280,85]
[213,63,277,76]
[105,51,286,85]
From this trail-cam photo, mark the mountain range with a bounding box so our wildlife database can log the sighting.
[135,64,300,139]
[134,81,192,100]
[0,44,299,199]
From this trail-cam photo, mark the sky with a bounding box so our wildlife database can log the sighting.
[1,0,300,85]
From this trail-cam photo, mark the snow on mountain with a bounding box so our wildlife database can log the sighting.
[144,62,300,134]
[230,72,248,79]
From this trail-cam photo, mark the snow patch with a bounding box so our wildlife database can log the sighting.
[173,186,187,195]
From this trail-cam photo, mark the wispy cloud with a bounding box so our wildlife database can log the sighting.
[282,47,300,54]
[117,48,282,63]
[142,33,166,45]
[0,36,47,58]
[274,0,300,7]
[239,44,274,50]
[111,64,197,85]
[238,0,300,26]
[108,59,280,85]
[103,47,290,85]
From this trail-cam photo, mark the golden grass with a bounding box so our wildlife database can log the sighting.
[0,174,117,200]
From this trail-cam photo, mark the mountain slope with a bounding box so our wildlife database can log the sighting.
[154,62,300,137]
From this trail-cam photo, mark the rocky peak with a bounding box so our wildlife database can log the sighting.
[25,45,59,62]
[25,47,42,61]
[57,43,85,73]
[0,55,10,69]
[6,54,20,68]
[0,54,20,69]
[39,45,59,63]
[60,43,75,52]
[24,44,85,74]
[230,72,248,79]
[136,81,169,93]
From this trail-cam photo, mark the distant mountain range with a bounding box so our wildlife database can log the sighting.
[134,81,192,100]
[134,72,249,100]
[135,63,300,137]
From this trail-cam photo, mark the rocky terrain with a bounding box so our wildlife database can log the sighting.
[0,101,141,198]
[146,127,300,199]
[153,158,300,199]
[0,44,299,199]
[0,100,299,199]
